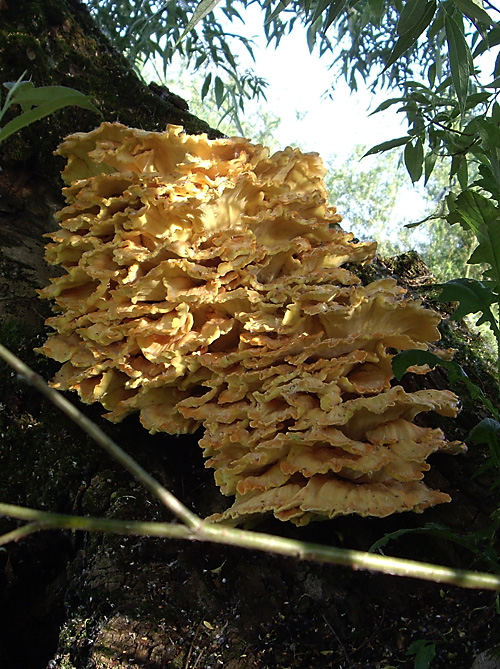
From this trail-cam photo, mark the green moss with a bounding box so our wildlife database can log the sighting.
[0,318,31,352]
[0,0,219,174]
[55,616,96,669]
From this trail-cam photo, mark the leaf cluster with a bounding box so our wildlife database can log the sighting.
[0,72,99,146]
[83,0,268,128]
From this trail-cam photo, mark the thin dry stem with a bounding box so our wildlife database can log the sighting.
[1,501,499,591]
[0,342,201,530]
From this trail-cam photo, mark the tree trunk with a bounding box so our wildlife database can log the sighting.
[0,2,499,668]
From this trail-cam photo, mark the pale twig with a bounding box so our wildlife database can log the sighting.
[0,502,191,544]
[0,522,51,547]
[0,342,202,531]
[1,502,500,592]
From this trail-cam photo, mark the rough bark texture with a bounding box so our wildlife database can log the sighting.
[1,2,499,668]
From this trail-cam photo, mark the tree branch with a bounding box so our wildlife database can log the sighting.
[1,502,500,591]
[0,342,202,531]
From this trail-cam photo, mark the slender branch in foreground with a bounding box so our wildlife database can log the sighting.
[0,521,51,546]
[1,343,500,591]
[0,343,202,531]
[1,502,500,591]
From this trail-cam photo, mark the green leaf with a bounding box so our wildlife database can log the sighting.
[264,0,294,26]
[384,0,436,72]
[368,0,385,24]
[464,91,492,108]
[406,640,436,669]
[369,521,500,568]
[363,136,411,157]
[177,0,223,44]
[306,18,321,51]
[469,417,500,444]
[435,75,454,94]
[0,71,28,122]
[310,0,340,27]
[3,80,34,112]
[404,137,424,182]
[214,75,224,108]
[428,62,437,87]
[457,156,468,189]
[446,190,500,292]
[201,73,212,100]
[424,150,437,184]
[438,278,498,319]
[392,349,459,381]
[444,11,473,114]
[2,79,31,94]
[321,0,348,32]
[11,85,94,110]
[369,97,405,115]
[469,418,500,474]
[397,0,430,36]
[473,26,500,58]
[451,0,494,28]
[0,88,100,144]
[437,278,500,344]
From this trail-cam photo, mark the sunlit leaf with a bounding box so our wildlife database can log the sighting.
[473,25,500,57]
[369,97,404,115]
[322,0,348,32]
[445,11,473,114]
[446,190,500,293]
[0,87,100,144]
[451,0,494,28]
[384,0,436,71]
[177,0,223,44]
[363,136,411,157]
[404,137,424,182]
[214,75,224,107]
[201,73,212,100]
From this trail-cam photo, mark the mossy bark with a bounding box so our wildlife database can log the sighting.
[0,3,499,668]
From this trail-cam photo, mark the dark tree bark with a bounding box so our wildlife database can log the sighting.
[0,2,499,669]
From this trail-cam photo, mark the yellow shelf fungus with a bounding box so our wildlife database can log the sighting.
[38,122,465,525]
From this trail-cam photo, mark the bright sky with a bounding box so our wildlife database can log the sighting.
[159,4,497,247]
[215,4,430,235]
[219,3,407,160]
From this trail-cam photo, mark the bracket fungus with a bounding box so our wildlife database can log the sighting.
[38,122,465,525]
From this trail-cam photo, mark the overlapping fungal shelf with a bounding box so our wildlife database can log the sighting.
[38,122,465,525]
